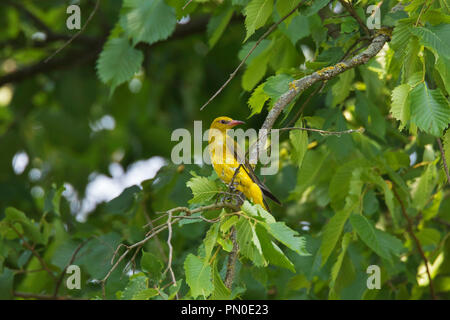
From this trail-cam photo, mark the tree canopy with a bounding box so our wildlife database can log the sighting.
[0,0,449,300]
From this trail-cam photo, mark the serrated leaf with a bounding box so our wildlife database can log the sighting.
[410,83,450,136]
[203,223,219,261]
[255,224,295,272]
[410,24,450,59]
[241,200,275,223]
[390,84,411,129]
[122,273,148,300]
[97,36,144,93]
[184,254,214,298]
[265,221,309,256]
[244,0,273,41]
[248,83,269,116]
[121,0,177,46]
[236,218,265,266]
[220,216,239,233]
[186,176,220,204]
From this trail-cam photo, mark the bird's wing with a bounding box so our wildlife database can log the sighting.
[226,135,281,206]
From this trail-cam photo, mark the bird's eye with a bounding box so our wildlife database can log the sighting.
[220,120,228,124]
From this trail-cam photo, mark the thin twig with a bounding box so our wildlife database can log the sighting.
[200,0,306,110]
[437,137,450,184]
[102,202,239,295]
[9,224,56,281]
[182,0,193,10]
[393,188,437,300]
[338,0,371,36]
[44,0,100,63]
[162,211,179,299]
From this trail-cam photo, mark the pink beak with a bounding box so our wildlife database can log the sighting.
[229,120,245,127]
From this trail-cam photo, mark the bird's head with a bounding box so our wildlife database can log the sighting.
[210,116,245,132]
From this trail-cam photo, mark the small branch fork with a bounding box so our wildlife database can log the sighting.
[101,202,239,299]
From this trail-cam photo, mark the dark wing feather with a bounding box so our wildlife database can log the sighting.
[226,136,282,206]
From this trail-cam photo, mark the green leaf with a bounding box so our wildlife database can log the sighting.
[208,5,234,48]
[302,0,329,16]
[121,0,177,46]
[282,13,310,45]
[210,261,231,300]
[410,83,450,136]
[330,232,351,294]
[236,217,265,266]
[141,251,163,282]
[105,185,142,214]
[263,74,294,102]
[241,200,275,223]
[132,288,159,300]
[289,119,308,167]
[350,214,403,261]
[276,0,302,17]
[244,0,273,41]
[186,175,220,204]
[410,164,437,211]
[203,223,219,261]
[220,215,239,233]
[97,36,144,93]
[184,254,214,298]
[5,207,43,244]
[122,273,148,300]
[265,221,309,256]
[321,208,352,266]
[248,83,269,116]
[331,69,355,106]
[416,228,441,248]
[0,268,14,299]
[390,84,411,130]
[255,224,295,272]
[242,48,271,91]
[410,24,450,59]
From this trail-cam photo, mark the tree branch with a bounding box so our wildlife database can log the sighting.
[250,33,390,161]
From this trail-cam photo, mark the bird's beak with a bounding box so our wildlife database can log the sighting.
[229,120,245,127]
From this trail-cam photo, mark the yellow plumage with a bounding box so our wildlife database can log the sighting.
[208,116,280,211]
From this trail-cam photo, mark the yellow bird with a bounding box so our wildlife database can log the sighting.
[208,116,281,211]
